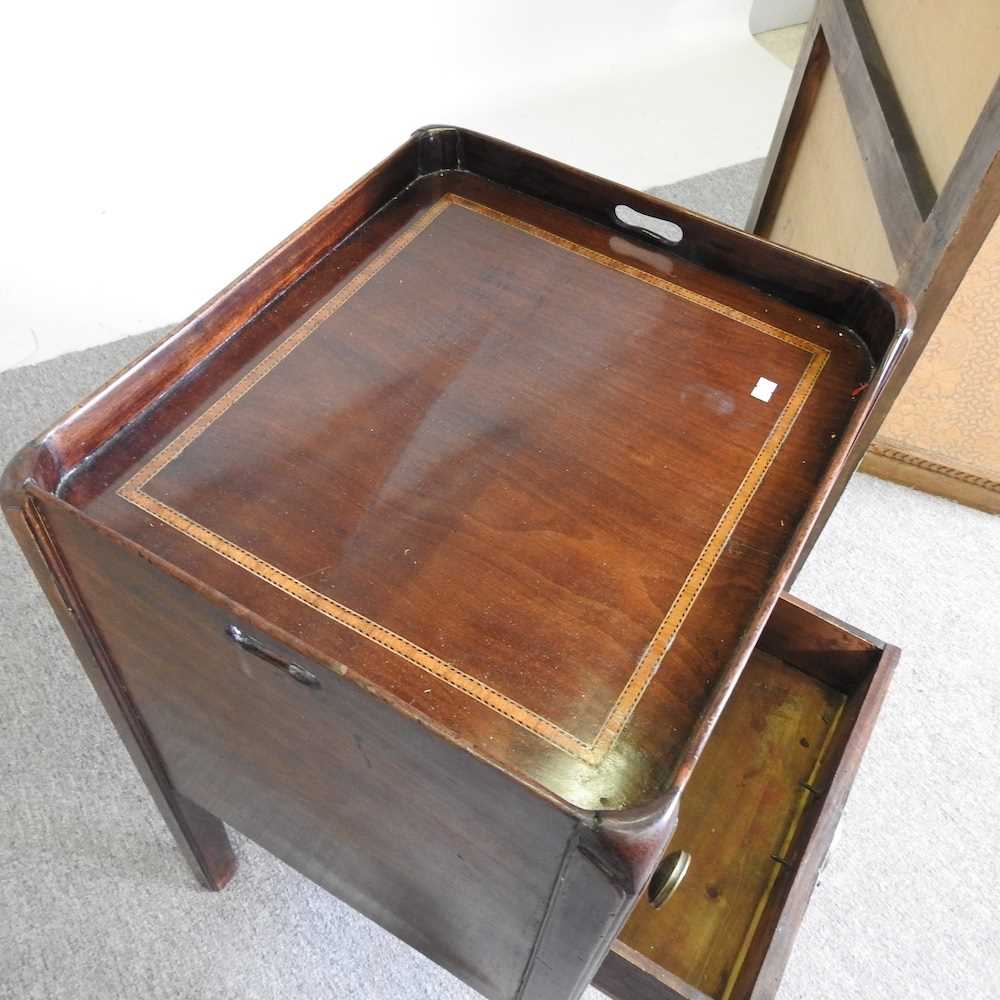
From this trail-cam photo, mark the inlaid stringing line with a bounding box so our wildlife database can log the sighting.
[119,194,830,765]
[447,194,826,358]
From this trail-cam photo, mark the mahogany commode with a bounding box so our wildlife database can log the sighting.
[3,127,911,1000]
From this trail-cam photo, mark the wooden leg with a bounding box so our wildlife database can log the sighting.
[159,791,236,890]
[8,500,237,890]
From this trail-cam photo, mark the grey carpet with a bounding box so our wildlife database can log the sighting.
[649,158,765,229]
[3,167,998,1000]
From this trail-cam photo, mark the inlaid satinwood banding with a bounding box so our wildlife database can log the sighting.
[119,195,829,764]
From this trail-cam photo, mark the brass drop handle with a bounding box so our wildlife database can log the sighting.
[648,849,691,908]
[226,625,321,688]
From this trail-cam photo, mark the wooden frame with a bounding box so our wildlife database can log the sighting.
[750,0,1000,519]
[594,595,900,1000]
[3,126,911,1000]
[111,192,835,766]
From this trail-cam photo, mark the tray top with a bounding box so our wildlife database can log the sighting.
[71,171,872,811]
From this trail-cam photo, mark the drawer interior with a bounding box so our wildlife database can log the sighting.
[596,595,894,1000]
[620,650,843,998]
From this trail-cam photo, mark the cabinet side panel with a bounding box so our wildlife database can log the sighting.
[4,496,236,889]
[40,498,576,1000]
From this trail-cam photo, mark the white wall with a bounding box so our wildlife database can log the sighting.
[0,1,792,371]
[749,0,816,33]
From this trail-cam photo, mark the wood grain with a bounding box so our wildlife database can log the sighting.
[115,192,831,766]
[3,127,909,1000]
[68,171,874,811]
[2,495,236,891]
[616,652,845,999]
[597,599,898,1000]
[824,0,934,257]
[761,54,898,285]
[38,492,583,1000]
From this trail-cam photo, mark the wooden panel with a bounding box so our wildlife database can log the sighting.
[1,497,236,891]
[68,169,875,815]
[39,495,580,1000]
[740,645,897,1000]
[596,596,897,1000]
[864,0,1000,193]
[519,834,632,1000]
[825,0,931,258]
[761,53,898,285]
[617,652,845,999]
[756,591,882,690]
[597,941,708,1000]
[2,127,910,1000]
[747,15,825,236]
[750,4,1000,513]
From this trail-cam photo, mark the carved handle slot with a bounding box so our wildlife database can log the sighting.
[226,625,321,688]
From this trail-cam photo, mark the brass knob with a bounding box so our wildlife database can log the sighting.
[648,850,691,908]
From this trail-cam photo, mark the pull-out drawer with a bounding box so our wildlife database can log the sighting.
[594,595,898,1000]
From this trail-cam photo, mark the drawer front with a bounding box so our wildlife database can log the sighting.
[40,498,583,1000]
[594,594,897,1000]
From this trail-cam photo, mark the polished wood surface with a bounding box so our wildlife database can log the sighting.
[3,496,236,891]
[38,491,587,1000]
[68,172,872,812]
[3,127,909,1000]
